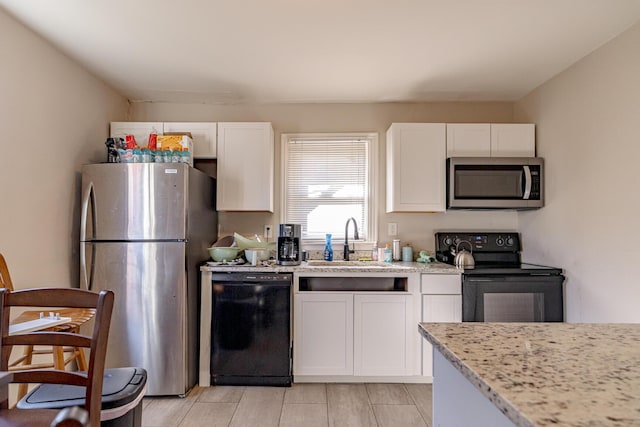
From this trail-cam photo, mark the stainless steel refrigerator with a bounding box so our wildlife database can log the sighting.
[80,163,217,396]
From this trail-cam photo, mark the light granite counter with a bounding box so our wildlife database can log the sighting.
[419,322,640,427]
[200,260,459,274]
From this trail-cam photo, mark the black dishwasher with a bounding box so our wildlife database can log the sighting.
[210,272,292,386]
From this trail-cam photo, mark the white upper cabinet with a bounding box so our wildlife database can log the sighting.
[386,123,447,213]
[163,122,217,158]
[447,123,535,157]
[110,122,163,148]
[216,122,274,212]
[446,124,491,157]
[490,124,535,157]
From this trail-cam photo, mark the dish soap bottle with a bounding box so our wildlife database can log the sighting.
[383,243,393,263]
[324,234,333,261]
[371,241,378,261]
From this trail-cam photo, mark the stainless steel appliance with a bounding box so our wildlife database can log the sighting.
[276,224,301,265]
[210,272,292,386]
[447,157,544,209]
[435,231,564,322]
[80,163,217,396]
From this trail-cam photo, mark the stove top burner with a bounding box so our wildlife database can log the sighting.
[464,262,562,275]
[434,231,562,275]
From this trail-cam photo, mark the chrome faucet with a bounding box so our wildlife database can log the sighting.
[343,217,359,261]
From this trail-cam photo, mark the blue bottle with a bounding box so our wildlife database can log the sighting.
[323,234,333,261]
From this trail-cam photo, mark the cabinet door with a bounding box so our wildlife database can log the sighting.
[422,294,462,377]
[217,122,274,211]
[294,293,353,376]
[164,122,217,159]
[110,122,163,148]
[446,124,491,157]
[353,294,413,376]
[386,123,446,212]
[421,274,461,294]
[490,124,535,157]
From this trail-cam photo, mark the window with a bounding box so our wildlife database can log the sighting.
[281,133,377,243]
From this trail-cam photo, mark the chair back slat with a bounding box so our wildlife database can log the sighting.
[12,370,88,387]
[5,332,92,349]
[0,287,114,427]
[6,287,99,309]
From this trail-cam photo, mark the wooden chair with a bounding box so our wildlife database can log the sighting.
[0,287,114,427]
[0,253,96,400]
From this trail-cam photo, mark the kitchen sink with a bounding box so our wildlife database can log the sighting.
[305,260,402,268]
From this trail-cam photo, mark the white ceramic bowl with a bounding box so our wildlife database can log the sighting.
[233,232,276,251]
[244,248,270,264]
[208,246,240,262]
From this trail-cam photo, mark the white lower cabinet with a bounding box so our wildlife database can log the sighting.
[421,274,462,378]
[294,293,413,377]
[354,294,413,376]
[294,293,353,375]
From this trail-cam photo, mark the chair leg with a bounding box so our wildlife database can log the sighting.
[53,346,65,370]
[16,345,34,400]
[75,347,88,371]
[67,325,88,371]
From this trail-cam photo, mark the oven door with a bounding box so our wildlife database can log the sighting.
[462,274,564,322]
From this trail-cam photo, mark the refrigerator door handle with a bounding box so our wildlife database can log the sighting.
[80,242,88,290]
[80,182,95,290]
[80,182,94,242]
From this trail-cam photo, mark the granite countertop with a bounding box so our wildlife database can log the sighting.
[201,260,459,274]
[419,322,640,427]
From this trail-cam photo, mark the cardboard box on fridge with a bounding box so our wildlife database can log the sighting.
[157,133,193,151]
[157,133,194,166]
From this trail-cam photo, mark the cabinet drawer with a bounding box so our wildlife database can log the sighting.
[421,274,461,294]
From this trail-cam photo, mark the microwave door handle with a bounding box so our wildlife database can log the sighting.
[523,166,532,199]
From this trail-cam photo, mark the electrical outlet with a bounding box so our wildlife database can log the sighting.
[264,225,272,240]
[388,222,398,236]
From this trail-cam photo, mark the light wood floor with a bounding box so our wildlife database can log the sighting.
[142,383,433,427]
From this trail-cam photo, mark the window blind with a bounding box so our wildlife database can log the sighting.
[284,138,369,240]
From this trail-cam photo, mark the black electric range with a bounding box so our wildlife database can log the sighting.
[435,231,564,322]
[435,231,562,274]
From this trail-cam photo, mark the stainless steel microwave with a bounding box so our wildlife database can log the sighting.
[447,157,544,209]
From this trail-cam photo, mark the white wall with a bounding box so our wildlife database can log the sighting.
[131,102,520,253]
[515,22,640,322]
[0,8,128,289]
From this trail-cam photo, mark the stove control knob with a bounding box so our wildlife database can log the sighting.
[444,236,453,246]
[506,237,515,247]
[496,237,505,246]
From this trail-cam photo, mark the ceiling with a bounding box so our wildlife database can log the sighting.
[2,0,640,104]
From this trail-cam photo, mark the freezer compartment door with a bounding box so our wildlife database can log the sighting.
[85,241,193,396]
[81,163,188,241]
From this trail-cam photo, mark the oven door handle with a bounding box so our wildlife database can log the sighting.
[465,277,507,282]
[523,166,532,199]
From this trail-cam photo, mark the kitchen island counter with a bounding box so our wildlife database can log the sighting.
[419,322,640,427]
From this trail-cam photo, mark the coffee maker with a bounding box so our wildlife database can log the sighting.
[277,224,301,265]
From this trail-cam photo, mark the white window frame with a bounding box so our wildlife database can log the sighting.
[280,132,378,246]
